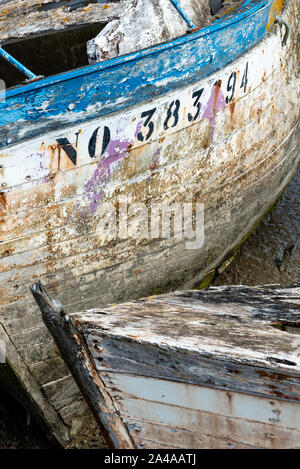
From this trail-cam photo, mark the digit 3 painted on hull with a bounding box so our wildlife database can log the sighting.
[0,0,299,448]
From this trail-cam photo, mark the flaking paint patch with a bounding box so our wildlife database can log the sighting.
[26,151,49,183]
[0,1,272,151]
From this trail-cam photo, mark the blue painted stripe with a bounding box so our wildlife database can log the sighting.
[0,0,273,149]
[1,0,268,99]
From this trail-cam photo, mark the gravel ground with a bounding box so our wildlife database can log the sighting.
[214,168,300,287]
[0,388,56,449]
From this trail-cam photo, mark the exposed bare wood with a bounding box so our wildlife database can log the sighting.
[126,416,300,449]
[32,282,300,448]
[0,321,70,446]
[87,0,212,63]
[30,281,134,448]
[30,356,70,386]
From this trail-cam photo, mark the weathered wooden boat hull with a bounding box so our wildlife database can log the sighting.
[32,282,300,449]
[0,0,299,447]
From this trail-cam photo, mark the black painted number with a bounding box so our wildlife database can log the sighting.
[240,62,249,94]
[188,88,204,122]
[137,108,156,142]
[226,71,237,104]
[164,100,180,131]
[88,125,111,158]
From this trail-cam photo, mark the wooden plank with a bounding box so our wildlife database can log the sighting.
[31,356,70,385]
[58,397,89,427]
[31,282,135,449]
[105,373,300,429]
[134,436,255,449]
[42,374,82,411]
[117,396,300,448]
[79,285,300,375]
[31,275,300,451]
[127,417,300,449]
[0,322,70,446]
[32,282,300,449]
[0,131,298,318]
[0,129,297,313]
[16,335,59,364]
[11,325,52,349]
[93,340,300,402]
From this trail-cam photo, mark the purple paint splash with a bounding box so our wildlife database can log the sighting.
[202,81,226,139]
[74,121,143,217]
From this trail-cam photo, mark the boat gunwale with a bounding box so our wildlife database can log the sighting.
[1,0,270,100]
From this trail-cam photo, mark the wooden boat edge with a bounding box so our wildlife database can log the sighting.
[31,282,300,449]
[2,0,272,98]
